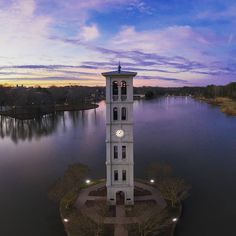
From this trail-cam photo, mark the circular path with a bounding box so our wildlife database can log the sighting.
[75,181,166,236]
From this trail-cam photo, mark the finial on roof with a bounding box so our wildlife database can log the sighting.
[118,61,121,73]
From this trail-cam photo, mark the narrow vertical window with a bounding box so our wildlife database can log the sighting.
[121,81,127,101]
[122,170,126,181]
[121,107,126,120]
[121,81,127,95]
[114,146,118,159]
[122,146,126,159]
[113,107,118,120]
[112,81,118,101]
[114,170,118,181]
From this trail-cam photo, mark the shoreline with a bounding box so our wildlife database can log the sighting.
[195,96,236,116]
[0,103,99,120]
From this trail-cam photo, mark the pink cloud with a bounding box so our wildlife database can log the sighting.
[109,25,219,63]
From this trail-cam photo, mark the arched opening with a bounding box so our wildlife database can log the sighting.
[116,191,125,205]
[121,107,126,120]
[121,81,127,95]
[112,81,118,101]
[113,107,118,120]
[121,81,127,101]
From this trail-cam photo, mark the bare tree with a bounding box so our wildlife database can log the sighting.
[93,201,110,236]
[128,204,170,236]
[157,177,190,207]
[67,211,98,236]
[49,163,90,202]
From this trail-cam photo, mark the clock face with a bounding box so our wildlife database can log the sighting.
[116,129,124,138]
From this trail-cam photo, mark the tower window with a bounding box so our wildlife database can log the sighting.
[114,170,118,181]
[122,170,126,181]
[122,146,126,159]
[121,81,127,101]
[121,81,127,95]
[113,107,118,120]
[114,146,118,159]
[121,107,126,120]
[112,81,118,101]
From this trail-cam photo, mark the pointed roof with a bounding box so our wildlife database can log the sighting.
[102,70,137,77]
[102,64,137,77]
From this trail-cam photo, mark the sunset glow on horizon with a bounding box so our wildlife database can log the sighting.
[0,0,236,87]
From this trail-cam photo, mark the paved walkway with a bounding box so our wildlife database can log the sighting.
[75,181,166,236]
[114,206,128,236]
[134,181,166,208]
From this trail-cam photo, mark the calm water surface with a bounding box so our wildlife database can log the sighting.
[0,97,236,236]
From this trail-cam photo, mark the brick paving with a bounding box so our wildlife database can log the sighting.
[75,181,166,236]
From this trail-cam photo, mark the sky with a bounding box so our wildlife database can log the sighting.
[0,0,236,87]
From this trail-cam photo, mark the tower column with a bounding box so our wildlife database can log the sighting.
[102,65,137,205]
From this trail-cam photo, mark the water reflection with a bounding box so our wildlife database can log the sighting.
[0,108,99,143]
[0,98,236,236]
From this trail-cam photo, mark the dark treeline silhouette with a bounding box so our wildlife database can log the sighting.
[1,82,236,109]
[0,85,105,108]
[134,82,236,99]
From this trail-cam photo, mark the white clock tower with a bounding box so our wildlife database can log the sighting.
[102,64,137,205]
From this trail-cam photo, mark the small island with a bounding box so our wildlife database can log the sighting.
[49,162,190,236]
[0,103,99,120]
[48,68,190,236]
[0,86,104,120]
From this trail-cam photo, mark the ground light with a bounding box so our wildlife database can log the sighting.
[63,218,69,223]
[150,179,155,183]
[172,218,178,222]
[85,179,91,184]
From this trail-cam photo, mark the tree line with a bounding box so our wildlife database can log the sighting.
[134,82,236,99]
[0,85,105,108]
[1,82,236,108]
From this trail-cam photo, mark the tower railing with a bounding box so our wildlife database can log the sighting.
[121,95,127,101]
[112,95,119,101]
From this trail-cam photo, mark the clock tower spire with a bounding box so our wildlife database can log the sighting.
[102,66,137,205]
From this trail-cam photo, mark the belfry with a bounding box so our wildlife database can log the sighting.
[102,65,137,205]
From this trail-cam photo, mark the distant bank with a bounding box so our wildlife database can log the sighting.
[196,97,236,116]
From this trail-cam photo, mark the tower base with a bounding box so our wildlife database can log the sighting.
[107,185,134,205]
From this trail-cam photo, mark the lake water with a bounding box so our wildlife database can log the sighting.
[0,97,236,236]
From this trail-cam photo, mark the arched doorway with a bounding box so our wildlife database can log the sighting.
[116,191,125,205]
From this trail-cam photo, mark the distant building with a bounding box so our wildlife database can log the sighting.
[102,65,137,205]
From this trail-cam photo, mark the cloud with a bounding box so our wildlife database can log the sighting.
[0,0,101,66]
[0,0,55,65]
[84,46,207,72]
[109,25,222,62]
[137,75,189,83]
[46,0,152,27]
[0,64,101,85]
[0,0,52,45]
[0,76,95,81]
[80,24,100,41]
[63,0,152,14]
[0,0,235,87]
